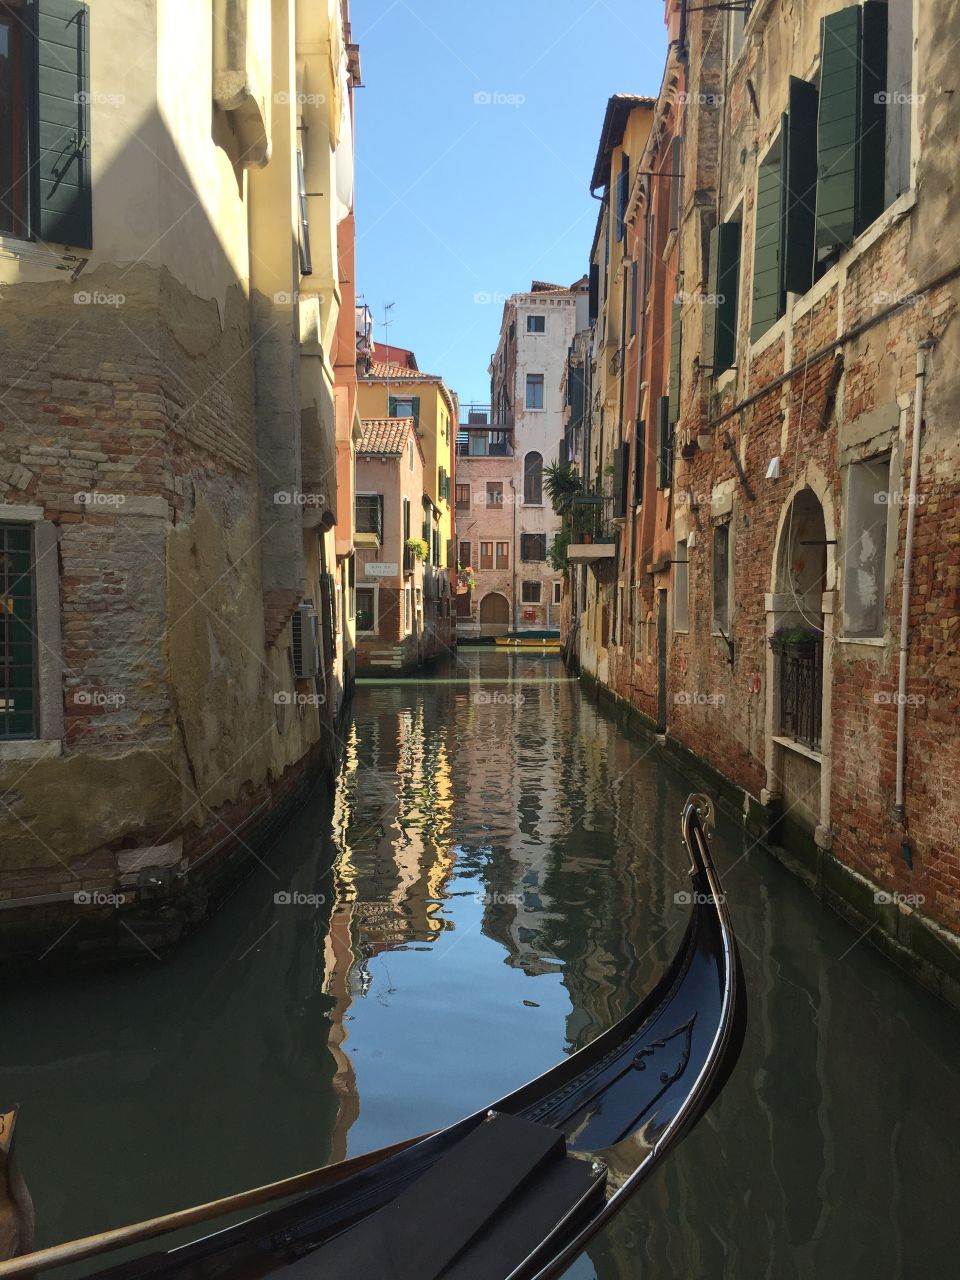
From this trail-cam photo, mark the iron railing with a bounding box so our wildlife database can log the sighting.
[775,640,822,751]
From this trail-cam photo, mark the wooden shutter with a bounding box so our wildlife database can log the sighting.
[37,0,92,248]
[616,153,629,241]
[782,78,818,295]
[633,419,646,505]
[816,4,887,258]
[710,221,741,374]
[411,395,421,428]
[613,442,629,518]
[656,396,672,489]
[630,259,639,336]
[751,152,785,342]
[388,395,398,417]
[668,298,682,425]
[589,264,599,322]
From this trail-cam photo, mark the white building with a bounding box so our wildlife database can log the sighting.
[483,280,586,634]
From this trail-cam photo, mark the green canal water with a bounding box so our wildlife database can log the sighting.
[2,649,959,1277]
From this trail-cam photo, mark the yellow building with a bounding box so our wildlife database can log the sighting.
[358,350,458,656]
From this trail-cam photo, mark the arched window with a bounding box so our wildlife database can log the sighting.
[523,451,543,505]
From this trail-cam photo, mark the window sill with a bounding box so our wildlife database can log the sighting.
[0,739,62,762]
[772,734,823,765]
[836,634,887,647]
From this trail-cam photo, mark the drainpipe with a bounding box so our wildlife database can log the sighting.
[895,338,934,818]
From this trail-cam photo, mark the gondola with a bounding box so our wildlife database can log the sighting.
[0,793,745,1280]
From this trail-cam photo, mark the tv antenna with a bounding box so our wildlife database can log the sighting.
[382,301,396,347]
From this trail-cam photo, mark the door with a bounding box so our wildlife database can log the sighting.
[479,592,511,638]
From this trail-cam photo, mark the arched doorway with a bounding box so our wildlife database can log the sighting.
[479,592,510,638]
[767,484,832,837]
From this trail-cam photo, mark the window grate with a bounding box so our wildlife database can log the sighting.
[0,524,37,740]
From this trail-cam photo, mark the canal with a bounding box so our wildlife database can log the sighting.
[2,648,959,1277]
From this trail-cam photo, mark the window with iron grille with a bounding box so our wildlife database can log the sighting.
[521,580,541,603]
[355,493,383,539]
[521,533,547,562]
[0,524,36,739]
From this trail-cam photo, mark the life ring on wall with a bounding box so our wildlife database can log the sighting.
[678,654,688,675]
[748,672,762,695]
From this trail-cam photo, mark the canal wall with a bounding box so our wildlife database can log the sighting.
[579,669,960,1014]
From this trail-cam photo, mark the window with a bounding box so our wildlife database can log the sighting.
[553,581,562,606]
[355,493,383,540]
[0,524,36,739]
[668,299,682,425]
[668,137,682,233]
[486,482,503,507]
[0,2,92,246]
[655,397,672,490]
[496,542,509,569]
[458,540,471,569]
[389,395,420,426]
[404,585,412,634]
[521,533,547,562]
[455,483,470,511]
[432,528,440,565]
[842,454,891,638]
[712,523,731,634]
[630,259,639,336]
[523,452,543,505]
[480,541,494,570]
[356,586,377,634]
[675,540,689,632]
[525,374,544,410]
[616,152,630,241]
[402,497,411,542]
[522,581,541,604]
[527,314,545,334]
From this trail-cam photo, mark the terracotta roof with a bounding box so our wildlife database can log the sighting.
[365,360,441,381]
[530,280,568,294]
[591,93,657,192]
[358,417,417,457]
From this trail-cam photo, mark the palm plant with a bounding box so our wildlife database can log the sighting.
[543,461,583,517]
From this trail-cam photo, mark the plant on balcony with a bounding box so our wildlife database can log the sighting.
[457,562,476,591]
[768,625,822,654]
[543,461,583,516]
[547,528,570,572]
[406,537,428,563]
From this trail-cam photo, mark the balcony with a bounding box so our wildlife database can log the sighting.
[565,495,617,564]
[456,424,514,458]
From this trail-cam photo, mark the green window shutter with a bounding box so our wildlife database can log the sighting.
[816,4,887,258]
[37,0,92,248]
[656,396,672,490]
[613,443,629,519]
[782,79,818,295]
[751,152,785,342]
[388,395,398,417]
[411,396,420,428]
[859,1,888,233]
[668,298,682,425]
[633,419,646,505]
[711,221,741,374]
[588,264,599,322]
[616,153,629,241]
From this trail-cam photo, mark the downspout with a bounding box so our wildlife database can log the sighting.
[895,337,934,818]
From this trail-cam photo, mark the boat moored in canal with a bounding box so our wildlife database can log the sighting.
[0,793,745,1280]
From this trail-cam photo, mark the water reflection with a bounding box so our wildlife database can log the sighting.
[0,650,958,1279]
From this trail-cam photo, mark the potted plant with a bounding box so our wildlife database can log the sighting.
[543,461,583,517]
[406,537,428,563]
[457,562,476,591]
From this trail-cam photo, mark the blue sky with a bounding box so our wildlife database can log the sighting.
[353,0,667,406]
